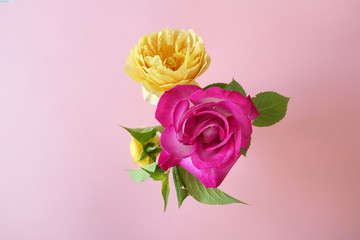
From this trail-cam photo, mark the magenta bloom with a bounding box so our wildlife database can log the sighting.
[155,85,259,188]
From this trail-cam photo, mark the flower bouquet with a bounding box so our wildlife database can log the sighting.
[123,29,289,211]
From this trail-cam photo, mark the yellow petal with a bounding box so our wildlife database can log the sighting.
[123,28,211,103]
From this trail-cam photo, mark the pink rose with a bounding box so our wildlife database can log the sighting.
[155,85,259,188]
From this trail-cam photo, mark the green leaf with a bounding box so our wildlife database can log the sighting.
[141,167,165,181]
[252,91,290,127]
[139,151,148,160]
[240,148,247,157]
[144,143,159,153]
[154,125,165,133]
[143,142,162,162]
[154,165,165,174]
[178,167,247,205]
[148,154,157,162]
[224,79,247,97]
[122,126,159,144]
[127,163,157,183]
[150,147,162,154]
[161,172,170,212]
[203,79,247,97]
[172,167,189,208]
[240,139,251,157]
[128,169,149,183]
[203,83,227,90]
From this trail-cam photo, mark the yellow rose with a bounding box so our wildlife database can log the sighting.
[124,28,211,104]
[129,135,160,167]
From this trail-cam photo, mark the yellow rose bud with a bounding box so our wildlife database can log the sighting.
[129,135,160,167]
[124,28,211,104]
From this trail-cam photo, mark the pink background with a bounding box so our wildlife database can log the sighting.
[1,0,360,239]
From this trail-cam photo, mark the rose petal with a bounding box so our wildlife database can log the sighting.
[181,108,229,140]
[173,99,190,132]
[190,88,260,121]
[158,149,181,171]
[214,101,252,151]
[202,126,219,143]
[178,112,217,145]
[246,96,260,120]
[182,112,214,138]
[191,137,236,170]
[192,111,228,139]
[180,150,239,188]
[160,125,194,158]
[178,102,217,129]
[155,85,201,127]
[204,130,233,152]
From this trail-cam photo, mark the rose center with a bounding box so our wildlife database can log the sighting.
[163,53,185,70]
[202,127,220,143]
[164,57,177,69]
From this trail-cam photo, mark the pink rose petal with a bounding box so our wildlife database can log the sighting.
[180,151,238,188]
[173,99,190,132]
[155,85,200,127]
[160,125,194,159]
[158,149,181,171]
[191,137,236,170]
